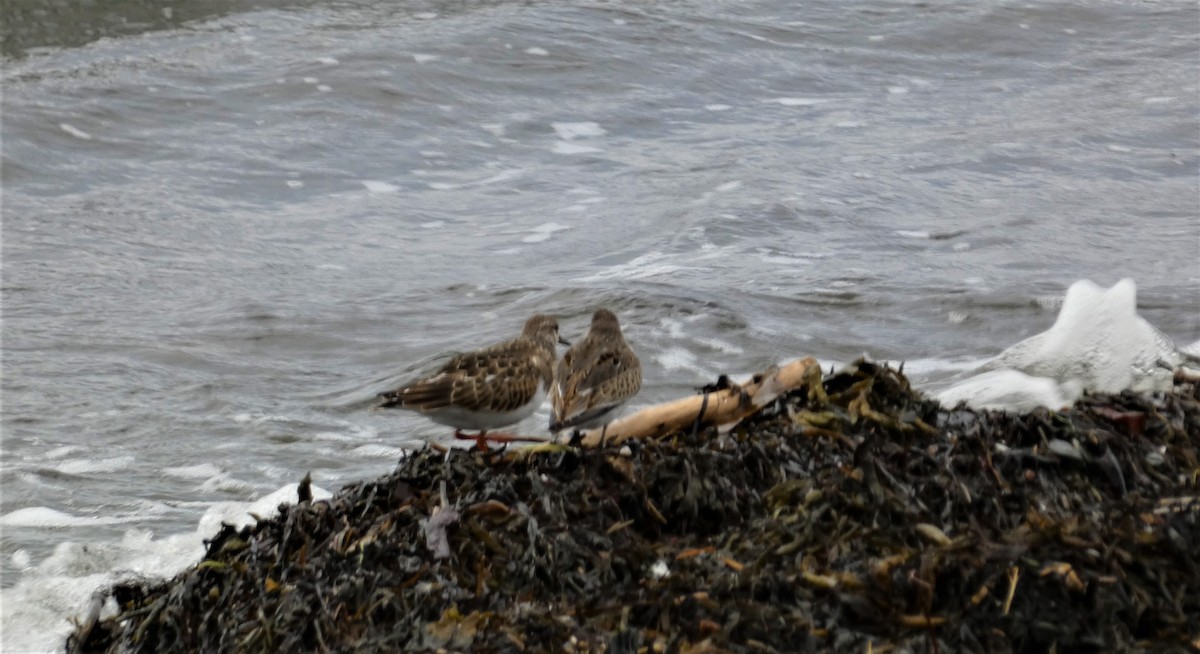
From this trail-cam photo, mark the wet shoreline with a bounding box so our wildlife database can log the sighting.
[71,361,1200,653]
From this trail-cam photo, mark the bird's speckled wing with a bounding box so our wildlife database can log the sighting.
[550,339,641,431]
[380,337,554,414]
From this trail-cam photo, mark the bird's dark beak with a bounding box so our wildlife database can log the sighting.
[558,336,571,346]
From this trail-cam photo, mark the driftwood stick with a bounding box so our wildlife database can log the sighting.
[565,357,818,448]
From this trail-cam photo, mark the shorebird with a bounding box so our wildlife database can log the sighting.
[550,309,642,445]
[378,314,568,450]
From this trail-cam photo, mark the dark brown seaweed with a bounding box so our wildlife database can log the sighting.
[70,360,1200,654]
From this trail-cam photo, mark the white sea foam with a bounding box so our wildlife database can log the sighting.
[768,97,827,107]
[59,123,92,140]
[654,347,705,376]
[939,370,1082,412]
[1182,339,1200,359]
[197,472,256,494]
[53,456,135,476]
[42,445,84,459]
[350,444,408,458]
[413,53,439,63]
[882,357,990,377]
[525,47,549,56]
[0,507,127,528]
[479,123,505,136]
[162,463,223,479]
[361,180,399,193]
[552,122,606,139]
[574,252,689,282]
[691,336,745,355]
[0,484,331,653]
[937,279,1185,411]
[552,141,603,155]
[425,169,524,191]
[521,222,571,243]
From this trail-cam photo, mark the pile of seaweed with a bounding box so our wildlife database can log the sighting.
[71,360,1199,654]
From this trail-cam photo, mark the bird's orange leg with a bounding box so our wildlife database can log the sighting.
[452,430,548,450]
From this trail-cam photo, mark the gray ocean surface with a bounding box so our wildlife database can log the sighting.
[1,0,1198,643]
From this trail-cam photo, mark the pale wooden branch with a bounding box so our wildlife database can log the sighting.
[564,357,819,448]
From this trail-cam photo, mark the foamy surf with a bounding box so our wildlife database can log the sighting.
[0,483,331,654]
[937,279,1189,411]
